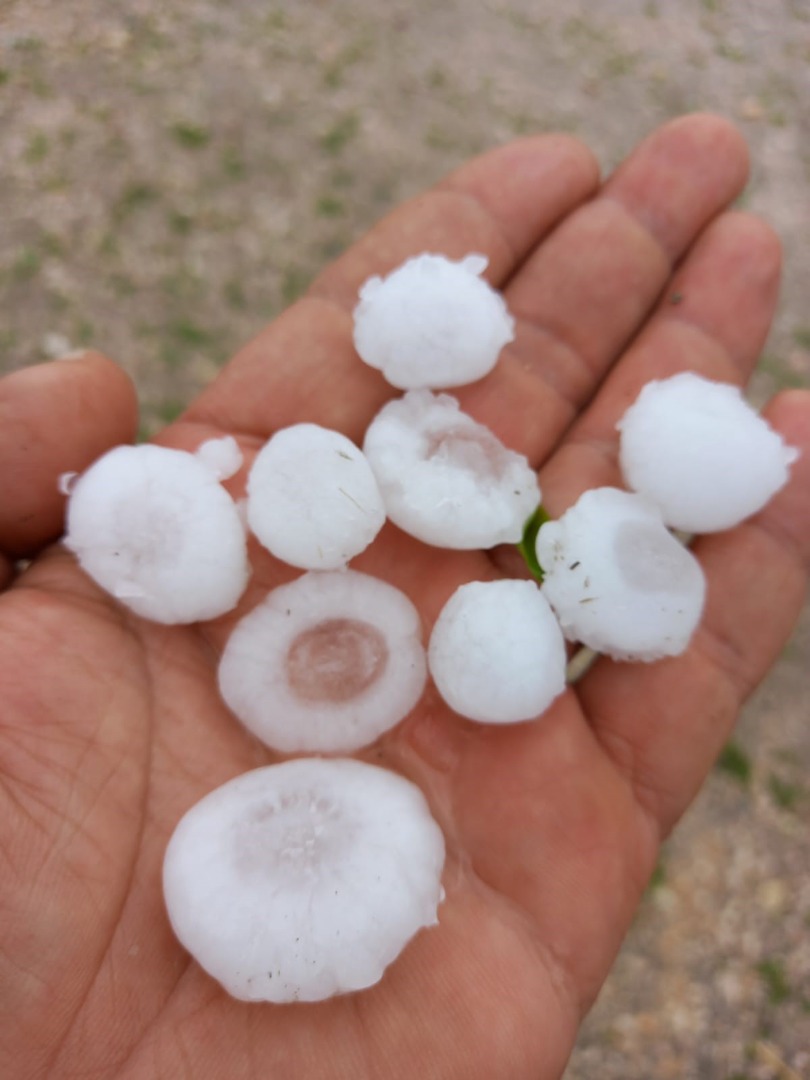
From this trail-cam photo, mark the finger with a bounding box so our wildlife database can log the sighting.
[537,209,782,514]
[454,114,752,463]
[578,390,810,837]
[183,135,599,442]
[0,352,139,557]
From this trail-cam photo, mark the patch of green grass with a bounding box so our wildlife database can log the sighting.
[315,194,345,218]
[157,399,185,424]
[280,266,310,306]
[171,122,211,149]
[424,124,458,151]
[40,231,64,257]
[0,69,10,86]
[562,15,611,47]
[715,42,748,62]
[223,278,247,310]
[793,326,810,350]
[716,741,752,785]
[509,111,536,136]
[602,51,640,78]
[11,248,42,282]
[115,182,158,219]
[322,33,373,89]
[31,75,53,99]
[767,773,801,811]
[320,236,348,261]
[168,319,215,348]
[643,1,660,16]
[221,147,246,179]
[24,131,49,164]
[168,210,194,236]
[73,318,95,345]
[13,35,43,53]
[319,112,360,155]
[756,958,791,1004]
[757,354,807,390]
[427,65,447,90]
[646,859,667,892]
[110,273,136,296]
[701,0,723,11]
[264,9,288,31]
[97,232,119,258]
[161,269,203,303]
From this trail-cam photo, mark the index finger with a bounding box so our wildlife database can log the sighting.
[183,135,599,443]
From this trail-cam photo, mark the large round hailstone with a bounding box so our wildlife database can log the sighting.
[247,423,386,570]
[363,389,540,549]
[352,252,515,389]
[64,444,249,624]
[618,372,799,533]
[163,758,446,1003]
[536,488,706,662]
[219,569,427,752]
[428,580,567,723]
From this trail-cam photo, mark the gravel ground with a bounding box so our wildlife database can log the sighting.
[1,1,808,1077]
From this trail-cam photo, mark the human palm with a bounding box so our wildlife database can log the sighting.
[2,115,808,1080]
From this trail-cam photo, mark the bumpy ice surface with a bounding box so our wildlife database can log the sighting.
[218,569,427,752]
[64,444,249,624]
[363,389,539,548]
[353,253,515,389]
[618,372,799,533]
[536,487,706,661]
[163,759,446,1003]
[428,579,567,723]
[247,423,386,570]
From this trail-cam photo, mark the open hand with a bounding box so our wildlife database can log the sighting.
[2,114,808,1080]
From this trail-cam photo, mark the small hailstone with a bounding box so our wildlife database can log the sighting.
[247,423,386,570]
[428,580,567,723]
[536,488,706,662]
[218,569,427,752]
[64,444,249,624]
[618,372,799,533]
[163,758,446,1003]
[363,389,540,549]
[353,252,515,389]
[195,435,243,481]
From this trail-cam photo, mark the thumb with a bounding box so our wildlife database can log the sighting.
[0,351,138,560]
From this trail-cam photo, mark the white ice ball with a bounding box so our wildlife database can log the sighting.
[64,444,249,624]
[247,423,386,570]
[428,579,567,723]
[536,488,706,662]
[163,759,446,1003]
[353,252,515,390]
[618,372,799,533]
[363,389,540,549]
[218,569,427,753]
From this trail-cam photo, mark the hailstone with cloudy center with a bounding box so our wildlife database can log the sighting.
[218,569,427,753]
[353,253,515,389]
[363,389,539,549]
[163,758,446,1003]
[64,443,249,624]
[618,372,799,533]
[537,487,706,662]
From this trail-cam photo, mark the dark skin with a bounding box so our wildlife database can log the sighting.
[1,114,808,1080]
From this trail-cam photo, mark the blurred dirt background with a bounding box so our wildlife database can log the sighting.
[1,1,808,1077]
